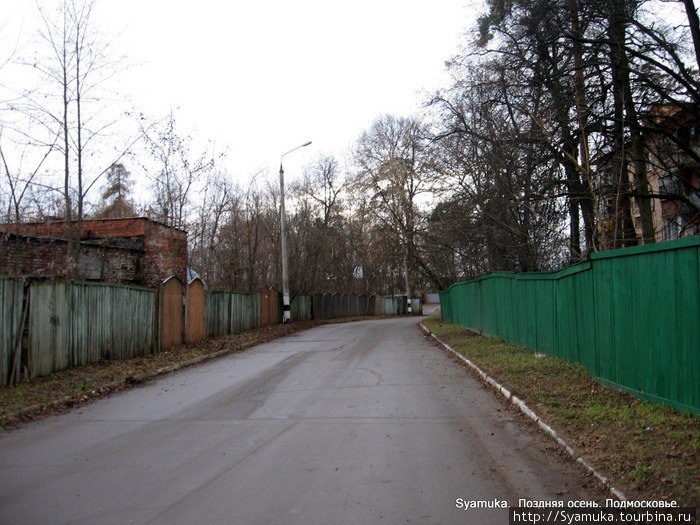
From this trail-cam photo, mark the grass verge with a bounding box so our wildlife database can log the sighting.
[422,316,698,506]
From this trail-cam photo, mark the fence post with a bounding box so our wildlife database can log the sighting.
[186,278,206,344]
[160,276,184,351]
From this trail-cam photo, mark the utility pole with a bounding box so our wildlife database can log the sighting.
[279,141,312,323]
[404,249,412,314]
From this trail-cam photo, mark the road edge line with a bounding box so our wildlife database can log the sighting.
[419,321,628,502]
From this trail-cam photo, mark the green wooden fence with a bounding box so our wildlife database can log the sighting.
[440,237,700,414]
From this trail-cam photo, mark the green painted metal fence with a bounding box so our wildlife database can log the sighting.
[205,291,261,338]
[27,281,157,378]
[0,276,24,385]
[440,237,700,414]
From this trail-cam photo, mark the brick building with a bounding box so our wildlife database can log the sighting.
[0,217,187,288]
[644,103,700,240]
[595,102,700,246]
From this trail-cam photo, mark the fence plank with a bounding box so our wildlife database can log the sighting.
[291,295,311,321]
[160,277,184,351]
[29,282,70,378]
[0,276,24,385]
[26,281,157,379]
[186,279,206,344]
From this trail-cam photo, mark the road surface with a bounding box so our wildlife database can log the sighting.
[0,317,597,524]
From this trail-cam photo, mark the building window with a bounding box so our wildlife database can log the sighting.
[662,214,683,241]
[659,175,679,199]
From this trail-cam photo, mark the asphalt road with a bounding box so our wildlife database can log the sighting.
[0,317,597,524]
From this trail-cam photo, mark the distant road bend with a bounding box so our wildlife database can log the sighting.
[0,316,596,524]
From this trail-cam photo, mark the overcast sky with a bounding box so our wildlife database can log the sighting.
[3,0,474,187]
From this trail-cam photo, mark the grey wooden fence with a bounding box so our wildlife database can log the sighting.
[311,293,382,319]
[380,295,423,315]
[290,295,311,321]
[3,275,420,384]
[1,276,25,386]
[28,281,157,378]
[381,296,401,315]
[411,298,423,315]
[205,291,261,338]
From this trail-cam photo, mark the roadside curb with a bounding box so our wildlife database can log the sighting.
[419,321,627,501]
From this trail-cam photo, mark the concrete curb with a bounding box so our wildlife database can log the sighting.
[419,321,627,501]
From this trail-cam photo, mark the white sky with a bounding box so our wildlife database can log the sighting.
[3,0,474,188]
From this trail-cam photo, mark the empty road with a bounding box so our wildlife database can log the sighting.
[0,317,597,524]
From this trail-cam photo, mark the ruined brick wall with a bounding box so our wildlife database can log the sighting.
[0,218,187,287]
[77,244,141,283]
[142,221,187,286]
[3,218,148,239]
[0,234,70,278]
[0,234,141,283]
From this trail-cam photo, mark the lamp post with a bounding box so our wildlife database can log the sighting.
[279,140,312,323]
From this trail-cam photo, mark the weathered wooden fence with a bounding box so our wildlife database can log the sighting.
[381,295,407,315]
[160,276,184,351]
[0,276,24,386]
[291,295,312,321]
[205,291,261,338]
[411,298,423,315]
[2,274,421,385]
[28,281,157,379]
[311,293,383,319]
[186,278,206,344]
[439,237,700,414]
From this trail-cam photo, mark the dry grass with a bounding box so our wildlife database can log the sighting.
[0,315,386,429]
[0,320,324,429]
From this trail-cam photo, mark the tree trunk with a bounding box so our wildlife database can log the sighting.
[569,0,599,254]
[606,0,639,248]
[683,0,700,72]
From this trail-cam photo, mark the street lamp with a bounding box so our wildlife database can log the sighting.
[279,140,312,323]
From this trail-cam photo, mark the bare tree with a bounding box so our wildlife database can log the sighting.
[0,128,57,223]
[440,0,699,260]
[285,154,349,292]
[6,0,127,277]
[430,64,568,277]
[187,169,235,284]
[352,115,442,295]
[293,155,346,226]
[141,111,219,230]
